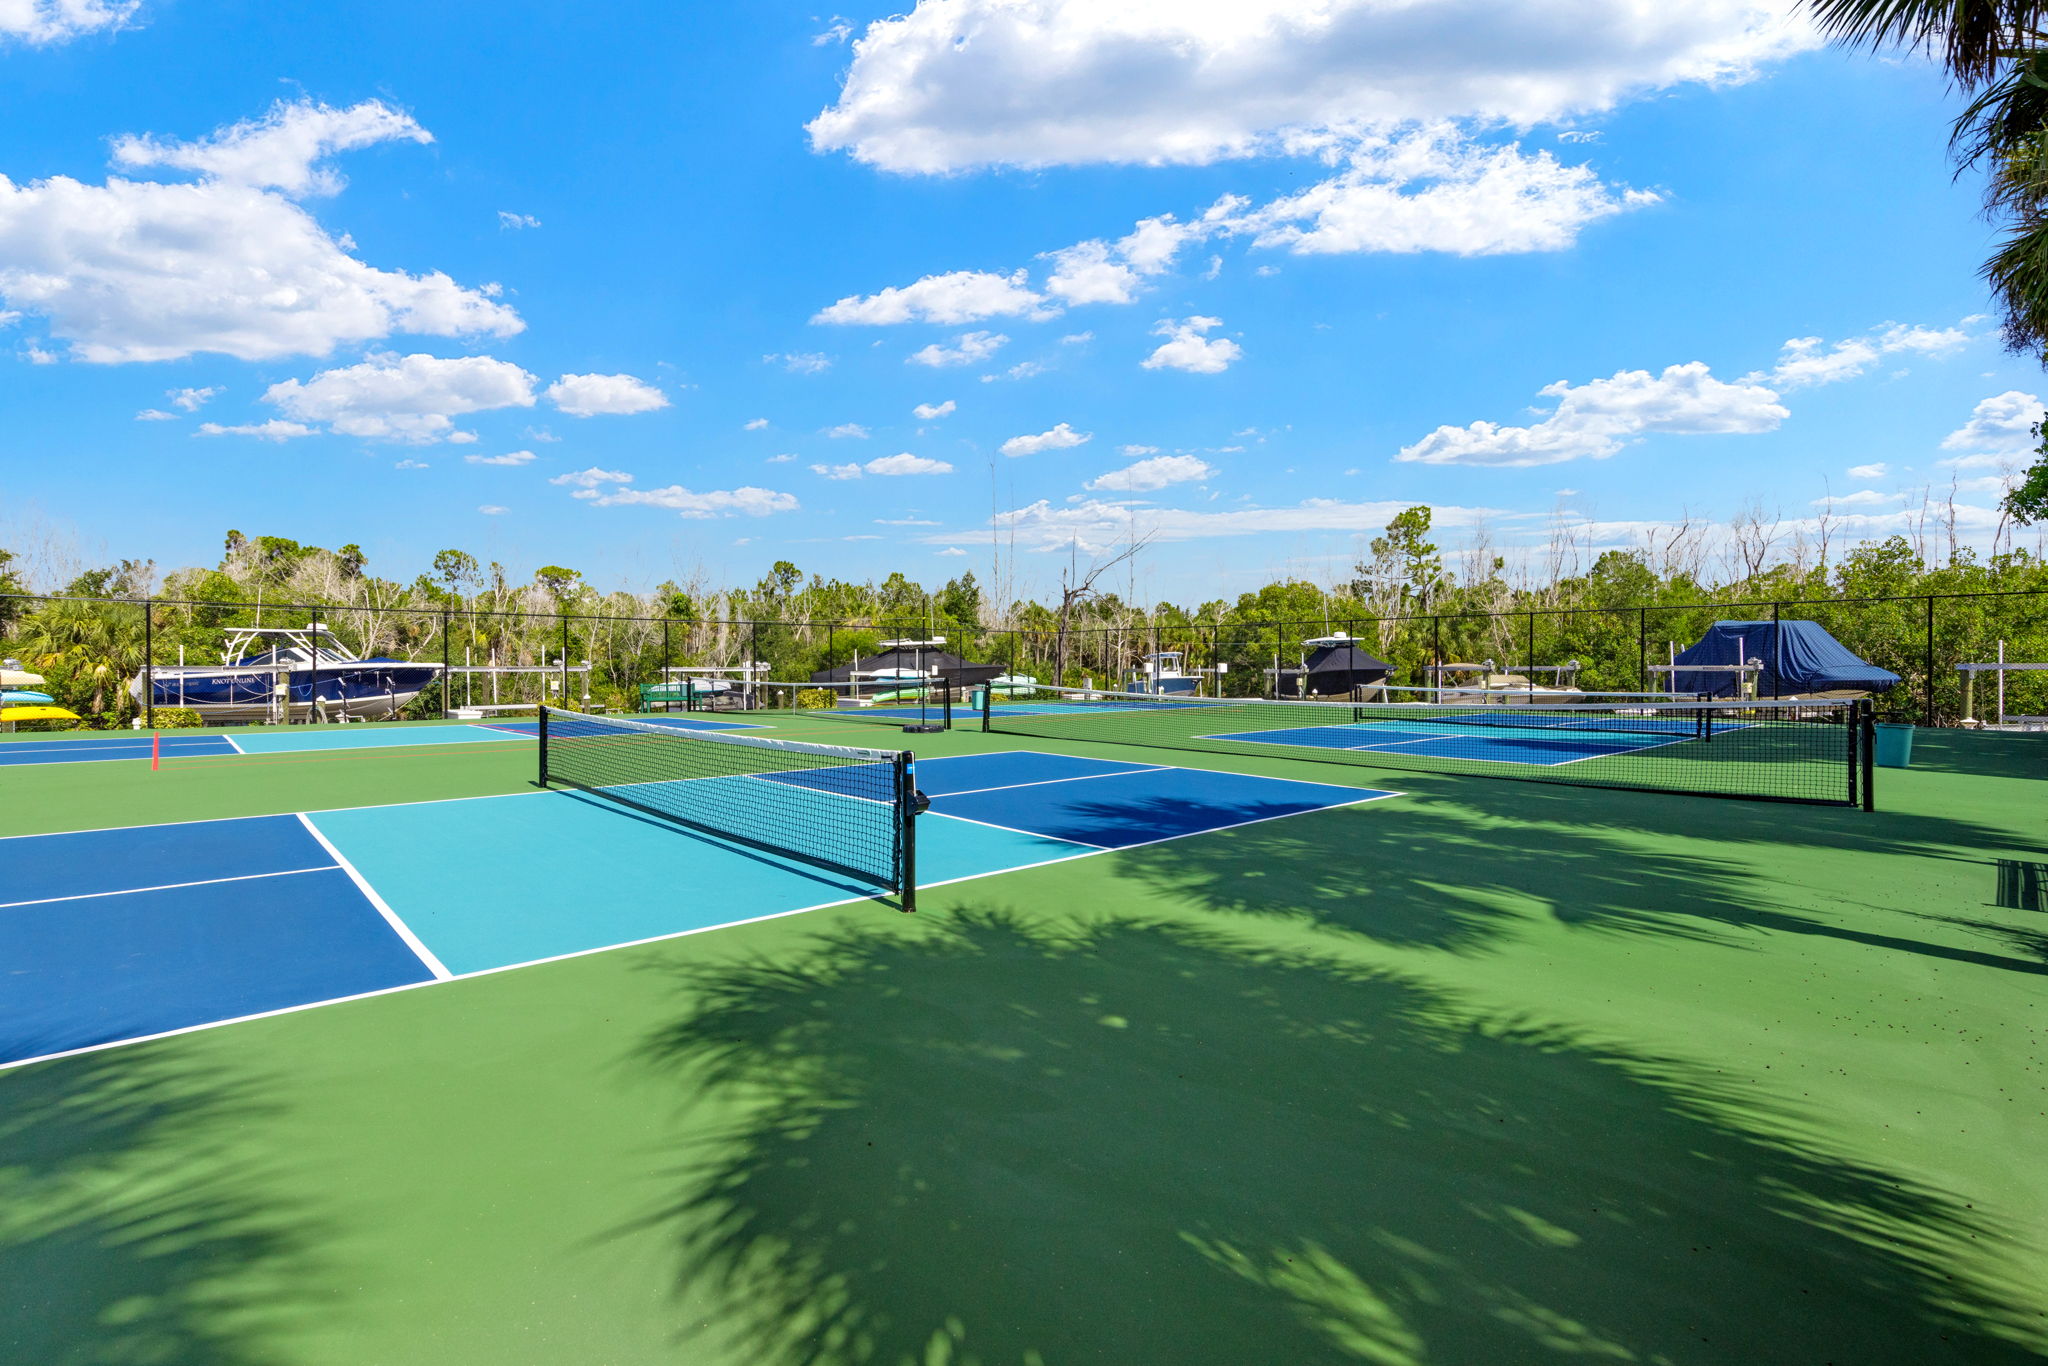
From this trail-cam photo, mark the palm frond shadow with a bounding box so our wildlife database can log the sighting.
[630,910,2042,1366]
[1083,792,2048,977]
[0,1048,326,1365]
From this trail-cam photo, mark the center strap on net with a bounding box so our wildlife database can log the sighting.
[537,707,917,904]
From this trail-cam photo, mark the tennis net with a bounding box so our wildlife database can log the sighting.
[540,707,920,907]
[982,685,1871,807]
[749,679,953,730]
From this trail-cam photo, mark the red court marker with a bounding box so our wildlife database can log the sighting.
[151,731,159,771]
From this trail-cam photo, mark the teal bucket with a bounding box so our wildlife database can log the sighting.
[1873,722,1914,769]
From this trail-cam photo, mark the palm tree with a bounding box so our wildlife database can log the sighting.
[1812,3,2048,346]
[13,599,145,718]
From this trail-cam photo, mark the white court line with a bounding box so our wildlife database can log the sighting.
[930,765,1169,799]
[0,864,340,911]
[222,734,246,754]
[296,813,453,980]
[924,808,1113,849]
[0,774,1409,1073]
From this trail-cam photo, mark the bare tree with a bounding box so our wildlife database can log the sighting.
[1725,497,1784,585]
[1813,481,1839,576]
[1051,529,1156,685]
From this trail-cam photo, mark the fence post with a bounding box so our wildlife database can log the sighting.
[1771,602,1781,699]
[751,620,761,705]
[559,615,569,707]
[441,608,451,718]
[661,619,671,711]
[1431,615,1442,689]
[1924,595,1936,725]
[1638,608,1647,690]
[142,596,154,729]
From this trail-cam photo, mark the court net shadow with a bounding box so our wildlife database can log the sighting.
[633,910,2042,1366]
[1086,790,2048,977]
[0,1049,323,1366]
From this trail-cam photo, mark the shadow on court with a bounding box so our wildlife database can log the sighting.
[0,1049,323,1365]
[633,910,2042,1366]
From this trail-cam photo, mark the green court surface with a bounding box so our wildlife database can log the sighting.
[4,715,2046,1364]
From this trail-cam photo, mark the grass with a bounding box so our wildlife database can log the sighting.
[2,719,2044,1364]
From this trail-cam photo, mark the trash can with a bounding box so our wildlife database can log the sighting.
[1873,722,1914,768]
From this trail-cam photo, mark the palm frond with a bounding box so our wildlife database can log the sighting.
[1806,0,2048,85]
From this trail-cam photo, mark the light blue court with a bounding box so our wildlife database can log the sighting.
[1206,717,1709,767]
[0,751,1397,1067]
[0,713,755,767]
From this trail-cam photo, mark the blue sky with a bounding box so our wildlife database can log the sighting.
[2,0,2042,602]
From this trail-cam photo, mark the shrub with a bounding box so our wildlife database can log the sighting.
[796,688,838,710]
[150,707,205,729]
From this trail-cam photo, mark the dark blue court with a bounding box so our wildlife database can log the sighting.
[0,751,1397,1067]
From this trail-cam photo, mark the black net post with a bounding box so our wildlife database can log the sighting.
[560,615,570,707]
[441,608,451,718]
[1431,616,1442,688]
[896,751,918,914]
[1859,699,1875,811]
[661,619,671,712]
[1771,603,1782,698]
[141,597,154,729]
[751,620,762,707]
[537,703,550,784]
[1526,611,1536,696]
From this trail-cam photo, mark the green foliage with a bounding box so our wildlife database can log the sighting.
[2006,423,2048,526]
[149,707,204,729]
[796,688,838,710]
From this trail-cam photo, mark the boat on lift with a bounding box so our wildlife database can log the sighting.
[128,624,442,724]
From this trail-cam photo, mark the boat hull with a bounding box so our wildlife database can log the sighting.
[129,663,439,722]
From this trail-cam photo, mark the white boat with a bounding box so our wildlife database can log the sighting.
[130,624,442,724]
[1125,652,1201,695]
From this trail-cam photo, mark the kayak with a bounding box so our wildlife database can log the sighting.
[1,689,55,705]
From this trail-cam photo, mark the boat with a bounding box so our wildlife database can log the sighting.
[1125,652,1203,696]
[128,624,442,724]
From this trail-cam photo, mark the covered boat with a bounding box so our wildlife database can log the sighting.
[1270,634,1393,698]
[1672,620,1901,699]
[130,624,441,723]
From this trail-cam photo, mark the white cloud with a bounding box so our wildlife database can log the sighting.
[478,504,509,515]
[908,330,1007,367]
[766,452,796,463]
[195,419,316,442]
[0,101,521,363]
[579,484,800,518]
[1397,362,1787,466]
[1142,316,1242,374]
[825,422,870,439]
[498,211,541,230]
[744,417,770,430]
[465,450,536,466]
[1846,462,1887,480]
[1086,454,1213,491]
[1765,321,1970,389]
[169,385,220,412]
[866,452,954,475]
[813,16,852,45]
[112,100,430,196]
[1118,443,1159,456]
[1558,130,1602,144]
[1000,421,1092,457]
[1060,331,1094,344]
[809,1,1811,173]
[134,408,175,421]
[814,269,1051,325]
[812,462,864,480]
[1221,126,1654,256]
[263,352,537,443]
[913,399,956,420]
[876,517,942,525]
[0,0,137,44]
[935,547,968,557]
[1043,214,1199,304]
[1821,489,1901,507]
[395,458,429,470]
[1940,390,2043,453]
[969,495,1501,554]
[550,466,633,488]
[544,372,669,417]
[766,351,833,374]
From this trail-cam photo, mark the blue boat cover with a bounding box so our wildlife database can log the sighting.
[1672,620,1901,697]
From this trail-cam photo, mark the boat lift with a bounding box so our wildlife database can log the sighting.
[1958,642,2048,730]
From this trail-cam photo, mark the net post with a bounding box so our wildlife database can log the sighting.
[537,704,550,786]
[897,751,918,913]
[142,595,154,729]
[1859,699,1875,812]
[981,678,994,731]
[940,678,953,728]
